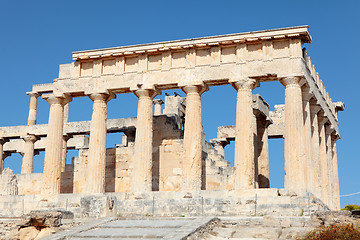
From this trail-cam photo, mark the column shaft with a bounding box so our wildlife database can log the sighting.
[27,93,40,125]
[132,89,158,193]
[61,103,70,172]
[21,135,37,174]
[42,95,71,195]
[318,119,329,205]
[233,79,257,189]
[182,85,206,191]
[325,126,334,209]
[280,77,306,191]
[257,120,270,188]
[331,137,340,210]
[86,93,112,194]
[253,114,259,188]
[302,87,313,192]
[0,139,6,174]
[153,99,164,116]
[310,104,322,198]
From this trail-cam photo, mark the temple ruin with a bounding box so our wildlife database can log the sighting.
[0,26,344,217]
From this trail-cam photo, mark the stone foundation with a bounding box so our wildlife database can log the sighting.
[0,189,328,219]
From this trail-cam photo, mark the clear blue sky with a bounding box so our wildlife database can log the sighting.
[1,0,359,208]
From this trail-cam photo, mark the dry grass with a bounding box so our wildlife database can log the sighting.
[298,224,360,240]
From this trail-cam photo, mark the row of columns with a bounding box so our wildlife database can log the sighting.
[1,77,340,210]
[280,76,340,210]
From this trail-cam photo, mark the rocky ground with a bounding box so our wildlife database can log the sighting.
[201,211,360,239]
[0,210,359,239]
[0,211,84,240]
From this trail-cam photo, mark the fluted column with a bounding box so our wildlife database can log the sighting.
[318,116,329,205]
[310,103,322,198]
[153,99,164,116]
[27,92,40,125]
[302,86,314,192]
[61,103,70,172]
[331,134,340,210]
[61,135,71,172]
[21,135,38,174]
[0,138,8,174]
[132,89,159,193]
[232,79,258,189]
[257,118,271,188]
[253,114,259,188]
[86,93,114,194]
[280,77,305,191]
[182,85,207,191]
[42,95,72,196]
[325,125,335,209]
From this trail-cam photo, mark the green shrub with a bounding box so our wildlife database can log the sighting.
[299,224,360,240]
[342,204,360,211]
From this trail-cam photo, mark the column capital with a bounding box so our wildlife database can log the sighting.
[134,88,161,99]
[259,116,273,128]
[310,104,322,115]
[22,134,38,143]
[181,84,209,95]
[63,134,73,142]
[43,94,72,106]
[0,138,9,145]
[325,124,335,136]
[301,85,314,101]
[26,92,41,98]
[318,115,329,126]
[231,78,259,91]
[89,92,116,103]
[210,138,229,148]
[280,76,304,88]
[153,99,164,105]
[331,133,341,142]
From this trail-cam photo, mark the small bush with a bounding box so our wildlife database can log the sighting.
[342,204,360,211]
[299,224,360,240]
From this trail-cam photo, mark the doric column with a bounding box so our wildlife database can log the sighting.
[132,89,160,193]
[257,118,271,188]
[232,79,258,189]
[302,86,314,192]
[21,135,38,174]
[27,92,40,125]
[280,76,306,191]
[61,103,70,172]
[182,85,208,191]
[153,99,164,116]
[331,134,340,210]
[210,139,228,157]
[42,95,72,196]
[253,113,259,189]
[325,125,335,209]
[0,138,9,174]
[310,103,322,199]
[86,93,115,194]
[318,115,329,205]
[61,135,72,172]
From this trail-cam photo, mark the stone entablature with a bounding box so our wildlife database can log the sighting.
[29,26,338,135]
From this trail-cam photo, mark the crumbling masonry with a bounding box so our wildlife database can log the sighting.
[0,26,344,217]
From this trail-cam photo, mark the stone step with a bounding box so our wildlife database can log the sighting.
[71,227,170,238]
[42,217,218,240]
[204,216,314,240]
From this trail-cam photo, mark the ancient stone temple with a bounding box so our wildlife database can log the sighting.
[0,26,344,217]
